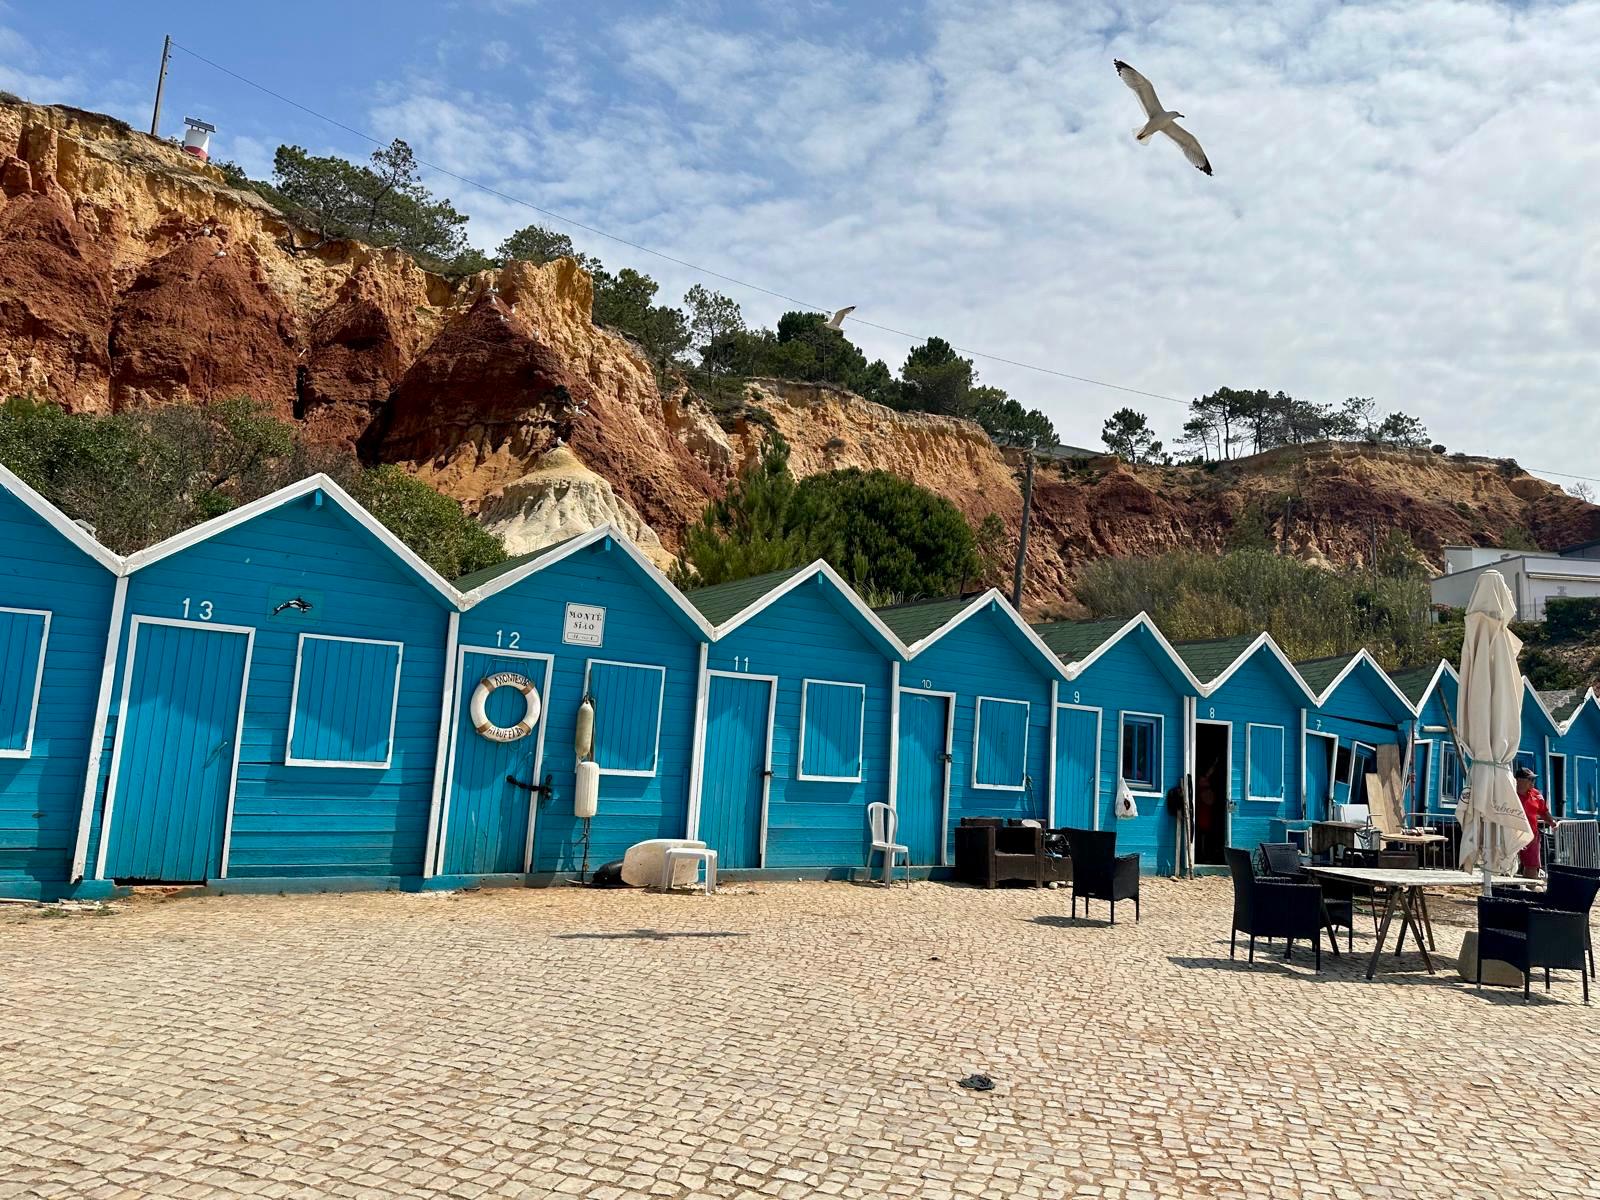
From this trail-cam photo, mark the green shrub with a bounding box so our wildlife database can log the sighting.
[1545,596,1600,643]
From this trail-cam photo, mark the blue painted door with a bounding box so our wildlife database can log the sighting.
[1055,706,1098,829]
[104,621,250,883]
[896,691,948,865]
[1305,736,1333,822]
[443,651,550,876]
[699,674,771,869]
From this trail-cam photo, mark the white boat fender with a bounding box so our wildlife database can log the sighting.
[575,695,595,759]
[574,760,600,819]
[470,672,541,742]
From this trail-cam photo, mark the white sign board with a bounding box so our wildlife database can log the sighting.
[563,603,606,647]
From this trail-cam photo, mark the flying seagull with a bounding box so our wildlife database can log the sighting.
[823,306,855,331]
[1114,59,1212,176]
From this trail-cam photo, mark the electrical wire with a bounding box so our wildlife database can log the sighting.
[166,39,1600,487]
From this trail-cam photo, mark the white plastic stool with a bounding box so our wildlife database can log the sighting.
[661,847,717,894]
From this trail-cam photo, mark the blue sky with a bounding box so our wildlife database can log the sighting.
[5,0,1599,487]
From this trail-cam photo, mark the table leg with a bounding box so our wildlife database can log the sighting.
[1321,901,1342,958]
[1417,890,1437,951]
[1403,889,1436,974]
[1367,887,1401,980]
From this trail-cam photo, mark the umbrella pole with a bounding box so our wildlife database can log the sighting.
[1438,703,1488,890]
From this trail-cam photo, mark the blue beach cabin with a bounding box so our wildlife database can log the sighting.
[1295,651,1418,819]
[1173,632,1321,863]
[74,475,460,891]
[1033,614,1204,873]
[442,525,714,883]
[1389,660,1462,819]
[686,562,908,874]
[875,590,1068,868]
[0,463,122,900]
[1554,690,1600,817]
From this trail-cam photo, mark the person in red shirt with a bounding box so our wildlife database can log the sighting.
[1515,766,1555,877]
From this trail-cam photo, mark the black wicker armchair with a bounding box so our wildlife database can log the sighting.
[1062,827,1140,923]
[1477,896,1590,1004]
[1226,847,1329,971]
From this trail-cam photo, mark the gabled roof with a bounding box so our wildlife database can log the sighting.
[121,473,461,606]
[1033,613,1205,694]
[687,560,909,657]
[1295,649,1417,718]
[877,589,1068,680]
[1559,689,1600,736]
[1174,631,1320,703]
[1388,660,1457,709]
[1541,687,1587,725]
[0,461,123,573]
[454,524,714,639]
[1521,677,1563,740]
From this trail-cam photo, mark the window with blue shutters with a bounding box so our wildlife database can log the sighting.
[0,607,49,758]
[973,697,1029,790]
[286,634,404,768]
[798,679,866,782]
[1121,713,1162,793]
[584,660,666,776]
[1246,723,1285,800]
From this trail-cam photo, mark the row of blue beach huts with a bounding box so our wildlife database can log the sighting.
[4,464,1599,900]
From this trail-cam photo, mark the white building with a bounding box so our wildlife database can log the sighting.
[1433,539,1600,620]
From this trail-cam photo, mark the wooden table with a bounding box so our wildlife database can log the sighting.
[1310,821,1365,857]
[1307,867,1531,980]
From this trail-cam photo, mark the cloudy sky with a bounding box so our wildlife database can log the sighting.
[6,0,1598,485]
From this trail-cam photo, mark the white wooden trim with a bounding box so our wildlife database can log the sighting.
[1062,612,1208,695]
[1054,700,1103,829]
[796,677,867,783]
[1298,708,1308,818]
[686,642,709,839]
[900,687,956,865]
[0,461,123,572]
[1438,739,1464,809]
[1576,756,1599,814]
[1195,718,1233,852]
[703,670,780,866]
[903,588,1070,681]
[1305,728,1338,821]
[1201,631,1321,705]
[1119,709,1167,797]
[459,523,717,640]
[581,658,667,777]
[709,561,911,659]
[0,607,50,759]
[971,695,1030,791]
[1311,649,1419,717]
[433,644,555,876]
[72,576,128,880]
[886,662,901,815]
[283,633,404,769]
[121,473,461,605]
[1046,681,1059,826]
[95,616,255,881]
[522,654,556,875]
[422,612,460,877]
[1549,748,1568,814]
[1244,721,1287,803]
[1413,738,1436,815]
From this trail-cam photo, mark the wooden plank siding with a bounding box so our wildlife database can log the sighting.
[1555,700,1600,817]
[83,497,450,881]
[709,578,894,870]
[906,607,1055,860]
[0,488,117,897]
[1411,670,1460,818]
[455,541,704,874]
[1194,653,1308,852]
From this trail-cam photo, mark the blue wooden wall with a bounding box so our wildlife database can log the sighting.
[1556,702,1600,817]
[706,577,893,869]
[454,540,704,875]
[83,494,450,882]
[1412,671,1460,818]
[1197,653,1308,852]
[904,604,1056,862]
[0,488,117,898]
[1067,627,1190,873]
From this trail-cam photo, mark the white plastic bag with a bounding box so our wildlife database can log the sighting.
[1114,778,1139,820]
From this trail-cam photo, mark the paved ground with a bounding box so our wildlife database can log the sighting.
[3,877,1597,1200]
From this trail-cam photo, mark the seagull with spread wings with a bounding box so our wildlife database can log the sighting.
[1113,59,1212,176]
[823,306,855,331]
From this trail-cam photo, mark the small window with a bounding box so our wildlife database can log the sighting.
[1121,713,1162,793]
[0,607,49,758]
[973,697,1029,790]
[286,635,403,768]
[584,660,666,776]
[1246,724,1285,800]
[1441,744,1463,804]
[1515,750,1538,778]
[1334,745,1353,785]
[798,679,865,783]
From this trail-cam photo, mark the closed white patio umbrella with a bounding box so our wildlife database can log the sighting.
[1455,570,1532,892]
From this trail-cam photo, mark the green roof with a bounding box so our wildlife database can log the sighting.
[1294,653,1359,695]
[874,596,978,645]
[1541,688,1586,722]
[1031,617,1133,663]
[1172,635,1259,684]
[1387,664,1448,706]
[454,533,585,591]
[687,566,810,626]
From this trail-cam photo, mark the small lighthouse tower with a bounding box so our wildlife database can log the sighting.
[181,116,215,162]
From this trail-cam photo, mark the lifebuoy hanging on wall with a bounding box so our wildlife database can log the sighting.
[471,672,542,742]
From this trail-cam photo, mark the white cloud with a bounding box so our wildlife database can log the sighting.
[368,0,1600,481]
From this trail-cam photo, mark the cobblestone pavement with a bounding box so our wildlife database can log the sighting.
[4,877,1598,1199]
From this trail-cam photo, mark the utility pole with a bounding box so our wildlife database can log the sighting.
[149,35,172,137]
[1011,450,1036,609]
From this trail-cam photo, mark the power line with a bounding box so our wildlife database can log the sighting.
[164,39,1600,488]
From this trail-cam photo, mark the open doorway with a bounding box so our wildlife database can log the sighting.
[1551,753,1568,819]
[1194,721,1231,865]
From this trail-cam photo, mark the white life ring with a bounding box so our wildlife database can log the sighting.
[471,672,541,743]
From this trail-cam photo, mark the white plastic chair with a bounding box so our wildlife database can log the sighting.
[867,802,910,888]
